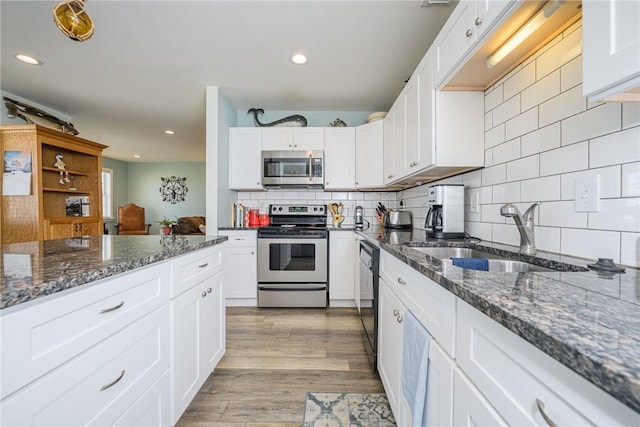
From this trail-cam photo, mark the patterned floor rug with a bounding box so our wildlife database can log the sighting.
[302,392,396,427]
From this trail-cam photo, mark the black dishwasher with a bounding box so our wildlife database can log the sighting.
[358,240,380,372]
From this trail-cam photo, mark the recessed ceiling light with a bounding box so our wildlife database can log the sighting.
[290,53,308,65]
[15,54,42,65]
[164,129,175,135]
[133,154,141,158]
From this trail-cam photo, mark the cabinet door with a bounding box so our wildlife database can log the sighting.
[416,53,435,171]
[324,128,355,190]
[293,127,324,150]
[403,74,420,176]
[328,231,355,301]
[202,270,225,374]
[79,220,100,236]
[171,283,207,424]
[425,341,455,427]
[583,0,640,101]
[355,121,383,189]
[45,222,74,240]
[453,369,508,427]
[434,0,475,87]
[224,246,257,299]
[262,128,293,150]
[474,0,511,39]
[229,128,262,190]
[378,280,405,419]
[392,97,406,181]
[383,109,396,184]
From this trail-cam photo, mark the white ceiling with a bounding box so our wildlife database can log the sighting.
[1,0,456,162]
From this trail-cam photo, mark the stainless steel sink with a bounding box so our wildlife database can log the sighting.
[410,246,555,273]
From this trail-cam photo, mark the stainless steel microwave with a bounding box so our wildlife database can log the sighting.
[262,150,324,188]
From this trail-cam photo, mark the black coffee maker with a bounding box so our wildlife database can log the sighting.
[425,185,465,239]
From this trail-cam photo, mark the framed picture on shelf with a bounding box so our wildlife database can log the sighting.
[65,196,90,217]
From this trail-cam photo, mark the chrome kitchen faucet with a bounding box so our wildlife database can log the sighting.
[500,202,541,255]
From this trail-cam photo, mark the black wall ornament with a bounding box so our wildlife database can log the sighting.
[160,176,188,204]
[247,108,307,127]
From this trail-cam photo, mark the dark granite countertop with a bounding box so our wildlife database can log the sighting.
[0,235,227,311]
[363,228,640,413]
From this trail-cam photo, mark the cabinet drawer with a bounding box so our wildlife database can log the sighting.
[219,230,257,247]
[456,300,640,426]
[112,370,170,427]
[0,305,169,426]
[171,245,223,298]
[1,263,169,399]
[380,252,456,356]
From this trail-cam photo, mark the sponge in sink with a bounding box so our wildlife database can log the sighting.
[451,257,489,271]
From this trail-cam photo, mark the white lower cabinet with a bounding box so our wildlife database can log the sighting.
[170,267,225,425]
[329,231,356,304]
[453,368,507,427]
[219,230,257,303]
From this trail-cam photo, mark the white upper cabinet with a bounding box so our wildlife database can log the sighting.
[324,128,356,190]
[434,0,512,88]
[229,128,262,190]
[382,109,397,185]
[583,0,640,102]
[261,127,324,151]
[355,120,383,189]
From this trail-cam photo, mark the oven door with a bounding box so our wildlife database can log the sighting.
[257,236,327,283]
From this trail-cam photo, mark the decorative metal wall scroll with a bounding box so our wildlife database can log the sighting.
[159,176,188,204]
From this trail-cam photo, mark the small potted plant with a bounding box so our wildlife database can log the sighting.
[157,216,175,235]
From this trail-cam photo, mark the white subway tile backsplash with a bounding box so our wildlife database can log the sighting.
[521,176,561,202]
[539,85,587,127]
[505,107,538,140]
[623,103,640,129]
[466,221,492,241]
[560,56,582,92]
[620,232,640,268]
[561,228,620,263]
[482,164,506,186]
[481,204,506,223]
[622,162,640,197]
[484,149,493,167]
[485,111,493,129]
[540,141,588,176]
[536,226,561,254]
[521,70,560,112]
[485,123,506,148]
[590,126,640,168]
[506,155,539,181]
[462,170,482,188]
[536,27,582,79]
[560,166,621,200]
[589,198,640,233]
[539,200,587,228]
[492,182,521,204]
[348,192,365,200]
[521,123,561,157]
[492,223,520,247]
[561,103,622,146]
[492,138,521,165]
[493,95,521,126]
[250,191,267,200]
[479,186,492,204]
[485,85,504,112]
[504,62,536,100]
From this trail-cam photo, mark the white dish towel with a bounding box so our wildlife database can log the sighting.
[402,310,432,427]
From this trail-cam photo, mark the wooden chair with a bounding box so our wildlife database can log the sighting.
[115,203,151,235]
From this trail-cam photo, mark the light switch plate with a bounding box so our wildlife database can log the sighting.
[575,175,600,212]
[470,190,480,213]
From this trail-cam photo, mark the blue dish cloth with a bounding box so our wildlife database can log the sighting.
[402,310,432,427]
[451,257,489,271]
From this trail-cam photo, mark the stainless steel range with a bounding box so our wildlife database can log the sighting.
[257,204,328,307]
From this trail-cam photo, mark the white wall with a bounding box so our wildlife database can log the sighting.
[400,22,640,267]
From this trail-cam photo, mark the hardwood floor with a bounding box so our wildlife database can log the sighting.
[176,307,385,426]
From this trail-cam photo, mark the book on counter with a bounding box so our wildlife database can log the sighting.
[65,195,90,217]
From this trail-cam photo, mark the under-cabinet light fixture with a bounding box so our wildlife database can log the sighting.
[486,0,565,69]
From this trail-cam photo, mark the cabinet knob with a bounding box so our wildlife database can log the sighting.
[257,182,260,186]
[397,277,407,285]
[475,17,483,26]
[202,291,207,298]
[325,182,329,185]
[251,251,255,255]
[288,144,292,148]
[465,29,473,38]
[388,174,393,179]
[393,308,399,316]
[207,287,212,293]
[396,314,403,324]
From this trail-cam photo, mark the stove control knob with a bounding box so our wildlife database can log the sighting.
[278,207,283,211]
[319,206,324,212]
[313,207,318,211]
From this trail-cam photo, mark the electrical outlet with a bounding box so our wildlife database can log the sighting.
[470,190,480,213]
[575,175,600,212]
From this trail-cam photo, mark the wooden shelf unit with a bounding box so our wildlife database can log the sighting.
[1,124,107,244]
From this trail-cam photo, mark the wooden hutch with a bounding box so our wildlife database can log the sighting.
[1,124,107,245]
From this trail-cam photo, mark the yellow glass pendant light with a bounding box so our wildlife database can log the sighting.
[53,0,94,42]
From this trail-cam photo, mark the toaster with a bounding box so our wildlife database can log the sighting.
[384,210,412,229]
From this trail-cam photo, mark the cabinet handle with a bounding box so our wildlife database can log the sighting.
[99,301,124,314]
[388,174,393,179]
[397,277,407,285]
[207,287,212,293]
[251,251,255,255]
[465,29,473,38]
[202,291,207,297]
[325,182,329,185]
[198,262,208,268]
[535,399,558,427]
[393,308,399,316]
[396,314,403,324]
[100,370,125,391]
[475,17,483,26]
[288,144,292,148]
[257,182,260,186]
[233,237,245,240]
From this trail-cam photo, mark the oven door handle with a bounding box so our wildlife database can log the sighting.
[308,153,313,182]
[259,285,327,291]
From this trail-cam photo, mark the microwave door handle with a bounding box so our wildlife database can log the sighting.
[308,154,312,182]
